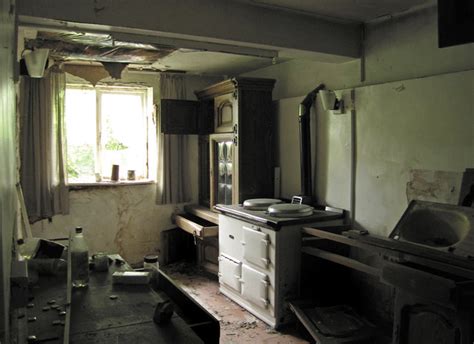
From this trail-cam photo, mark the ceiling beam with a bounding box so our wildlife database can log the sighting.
[16,0,361,60]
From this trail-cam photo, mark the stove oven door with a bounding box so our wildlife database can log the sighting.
[242,226,270,269]
[241,264,270,309]
[218,255,241,293]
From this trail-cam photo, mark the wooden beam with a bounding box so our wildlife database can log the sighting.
[303,227,474,280]
[301,246,381,278]
[17,0,361,59]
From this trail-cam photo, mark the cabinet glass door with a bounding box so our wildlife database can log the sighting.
[210,134,236,208]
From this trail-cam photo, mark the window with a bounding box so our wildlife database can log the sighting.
[65,84,155,184]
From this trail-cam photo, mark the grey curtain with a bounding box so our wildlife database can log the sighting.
[19,66,69,222]
[156,73,191,204]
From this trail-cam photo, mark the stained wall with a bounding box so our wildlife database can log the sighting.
[31,72,221,264]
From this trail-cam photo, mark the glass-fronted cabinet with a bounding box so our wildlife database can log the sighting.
[210,134,237,207]
[196,77,276,210]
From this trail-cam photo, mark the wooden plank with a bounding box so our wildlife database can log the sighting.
[156,270,220,344]
[289,302,334,344]
[381,262,457,306]
[184,204,219,224]
[303,228,366,247]
[16,183,32,238]
[175,214,218,238]
[64,232,72,344]
[301,247,381,278]
[344,230,474,272]
[303,227,474,280]
[396,253,474,281]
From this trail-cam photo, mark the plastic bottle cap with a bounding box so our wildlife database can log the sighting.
[144,255,158,263]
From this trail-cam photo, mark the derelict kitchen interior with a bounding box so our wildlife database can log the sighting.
[1,0,473,343]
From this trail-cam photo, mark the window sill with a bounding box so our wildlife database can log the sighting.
[68,180,155,190]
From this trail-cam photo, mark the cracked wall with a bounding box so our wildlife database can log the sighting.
[31,184,178,264]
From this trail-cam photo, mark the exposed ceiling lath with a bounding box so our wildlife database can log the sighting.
[26,31,176,64]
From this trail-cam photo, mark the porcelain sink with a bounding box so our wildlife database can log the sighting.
[390,201,474,256]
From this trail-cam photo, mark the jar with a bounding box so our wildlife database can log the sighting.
[143,254,159,289]
[143,254,159,270]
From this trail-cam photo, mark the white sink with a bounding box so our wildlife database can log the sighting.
[391,201,474,256]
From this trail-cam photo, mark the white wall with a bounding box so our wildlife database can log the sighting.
[0,0,17,339]
[31,72,222,264]
[353,71,473,234]
[243,7,474,99]
[244,6,474,236]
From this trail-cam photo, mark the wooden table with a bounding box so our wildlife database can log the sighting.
[69,256,203,344]
[21,255,204,343]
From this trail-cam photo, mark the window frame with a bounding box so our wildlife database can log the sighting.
[65,83,155,186]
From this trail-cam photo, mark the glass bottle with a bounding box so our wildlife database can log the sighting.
[71,227,89,288]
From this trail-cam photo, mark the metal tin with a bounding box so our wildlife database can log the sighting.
[243,198,282,210]
[267,203,313,218]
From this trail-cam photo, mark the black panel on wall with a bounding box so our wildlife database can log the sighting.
[438,0,474,48]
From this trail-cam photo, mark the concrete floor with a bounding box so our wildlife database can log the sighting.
[162,262,310,344]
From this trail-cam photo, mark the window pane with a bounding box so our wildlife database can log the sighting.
[99,91,147,180]
[65,88,96,183]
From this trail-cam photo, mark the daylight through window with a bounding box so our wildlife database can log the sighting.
[65,84,153,183]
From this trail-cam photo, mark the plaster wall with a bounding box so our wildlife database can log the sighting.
[31,72,221,264]
[243,7,473,100]
[244,6,474,237]
[353,70,473,235]
[0,0,17,339]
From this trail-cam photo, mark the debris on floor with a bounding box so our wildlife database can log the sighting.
[162,262,309,343]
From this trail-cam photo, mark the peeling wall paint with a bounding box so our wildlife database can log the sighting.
[406,169,465,205]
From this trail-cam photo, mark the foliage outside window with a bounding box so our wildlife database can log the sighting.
[65,84,155,184]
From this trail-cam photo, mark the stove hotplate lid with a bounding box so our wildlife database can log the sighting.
[243,198,283,210]
[268,203,314,218]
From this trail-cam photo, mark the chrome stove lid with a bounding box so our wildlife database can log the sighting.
[243,198,283,210]
[267,203,314,218]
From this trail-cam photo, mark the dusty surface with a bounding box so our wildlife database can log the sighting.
[162,262,309,344]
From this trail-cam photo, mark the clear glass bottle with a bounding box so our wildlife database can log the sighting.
[71,227,89,288]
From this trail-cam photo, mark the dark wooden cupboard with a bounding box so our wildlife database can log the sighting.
[170,78,276,276]
[160,78,276,209]
[160,99,213,135]
[195,77,276,209]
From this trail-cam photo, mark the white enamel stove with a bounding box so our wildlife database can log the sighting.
[216,199,344,328]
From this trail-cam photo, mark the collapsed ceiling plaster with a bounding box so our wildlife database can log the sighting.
[63,64,110,86]
[26,31,176,64]
[22,29,276,77]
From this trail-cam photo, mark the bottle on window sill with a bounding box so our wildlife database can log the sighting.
[71,227,89,288]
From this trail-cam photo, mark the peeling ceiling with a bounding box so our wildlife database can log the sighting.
[19,1,436,76]
[21,29,277,76]
[25,31,175,64]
